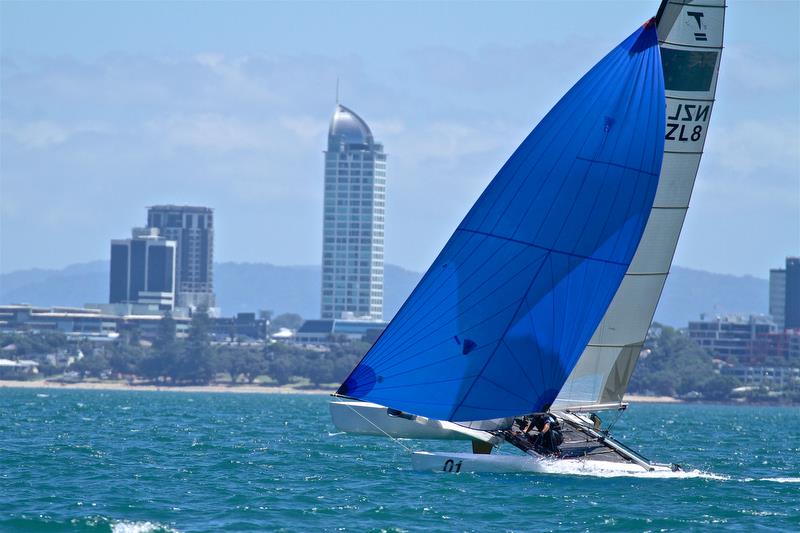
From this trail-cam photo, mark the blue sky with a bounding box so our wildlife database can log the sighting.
[1,1,798,277]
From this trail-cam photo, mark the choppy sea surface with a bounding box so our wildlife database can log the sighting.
[1,388,798,532]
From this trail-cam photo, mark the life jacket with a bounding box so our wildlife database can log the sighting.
[533,414,561,433]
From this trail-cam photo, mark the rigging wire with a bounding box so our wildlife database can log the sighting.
[341,402,415,454]
[604,407,626,434]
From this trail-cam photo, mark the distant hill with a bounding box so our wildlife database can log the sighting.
[0,261,421,319]
[0,261,768,327]
[655,267,768,326]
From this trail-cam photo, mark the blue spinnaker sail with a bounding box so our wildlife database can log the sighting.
[338,23,665,421]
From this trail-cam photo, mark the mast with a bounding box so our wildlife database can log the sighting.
[554,0,726,409]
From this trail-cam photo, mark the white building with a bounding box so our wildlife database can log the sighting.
[320,104,386,321]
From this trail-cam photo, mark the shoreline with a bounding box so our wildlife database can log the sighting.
[0,380,333,395]
[0,380,681,403]
[622,394,682,403]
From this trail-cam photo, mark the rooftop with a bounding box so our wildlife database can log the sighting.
[328,104,374,149]
[147,205,213,213]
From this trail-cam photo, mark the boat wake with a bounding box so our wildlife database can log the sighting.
[755,477,800,484]
[111,520,179,533]
[531,457,728,480]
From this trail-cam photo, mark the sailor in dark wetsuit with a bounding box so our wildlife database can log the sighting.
[525,413,563,455]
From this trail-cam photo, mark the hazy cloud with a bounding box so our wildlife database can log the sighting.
[1,22,798,277]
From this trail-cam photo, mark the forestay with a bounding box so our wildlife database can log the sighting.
[554,0,726,410]
[338,23,665,422]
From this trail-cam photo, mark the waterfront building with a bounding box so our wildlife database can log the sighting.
[146,205,215,309]
[748,328,800,365]
[687,314,776,360]
[721,365,800,389]
[293,318,388,345]
[209,313,268,342]
[321,104,386,321]
[0,304,119,340]
[109,228,176,310]
[0,304,190,341]
[769,268,786,330]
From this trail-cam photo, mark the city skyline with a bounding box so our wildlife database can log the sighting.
[1,1,798,278]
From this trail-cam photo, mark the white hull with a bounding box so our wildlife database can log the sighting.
[330,400,497,443]
[411,451,672,475]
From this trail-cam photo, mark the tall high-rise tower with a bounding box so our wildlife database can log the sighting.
[770,267,787,330]
[146,205,215,309]
[321,105,386,320]
[785,257,800,329]
[768,256,800,331]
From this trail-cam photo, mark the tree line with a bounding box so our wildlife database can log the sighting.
[0,309,368,388]
[628,323,741,401]
[5,317,797,402]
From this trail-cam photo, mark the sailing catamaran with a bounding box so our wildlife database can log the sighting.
[330,0,725,473]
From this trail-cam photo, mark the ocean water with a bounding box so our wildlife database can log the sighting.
[1,389,798,532]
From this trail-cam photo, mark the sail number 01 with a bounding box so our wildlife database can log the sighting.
[442,459,463,473]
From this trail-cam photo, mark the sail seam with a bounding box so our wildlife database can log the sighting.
[457,228,629,267]
[573,158,659,177]
[500,339,539,392]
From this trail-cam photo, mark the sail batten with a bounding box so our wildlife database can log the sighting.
[338,23,666,421]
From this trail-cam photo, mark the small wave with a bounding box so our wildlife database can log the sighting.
[761,477,800,483]
[112,520,180,533]
[327,431,346,436]
[36,393,49,398]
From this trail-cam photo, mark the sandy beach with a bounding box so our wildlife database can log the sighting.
[0,380,333,395]
[622,394,682,403]
[0,380,681,403]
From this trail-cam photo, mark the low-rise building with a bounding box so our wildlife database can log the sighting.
[292,318,387,345]
[209,313,268,342]
[687,314,776,360]
[0,304,190,341]
[0,305,119,341]
[721,365,800,389]
[0,358,39,377]
[747,328,800,365]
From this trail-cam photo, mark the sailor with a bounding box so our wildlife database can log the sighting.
[526,413,563,455]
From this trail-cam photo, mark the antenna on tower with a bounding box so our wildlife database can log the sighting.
[336,77,340,105]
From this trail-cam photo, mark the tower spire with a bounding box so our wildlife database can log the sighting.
[336,77,340,105]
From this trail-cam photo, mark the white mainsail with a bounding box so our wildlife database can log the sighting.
[554,0,726,409]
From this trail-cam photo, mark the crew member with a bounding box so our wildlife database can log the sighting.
[525,413,563,455]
